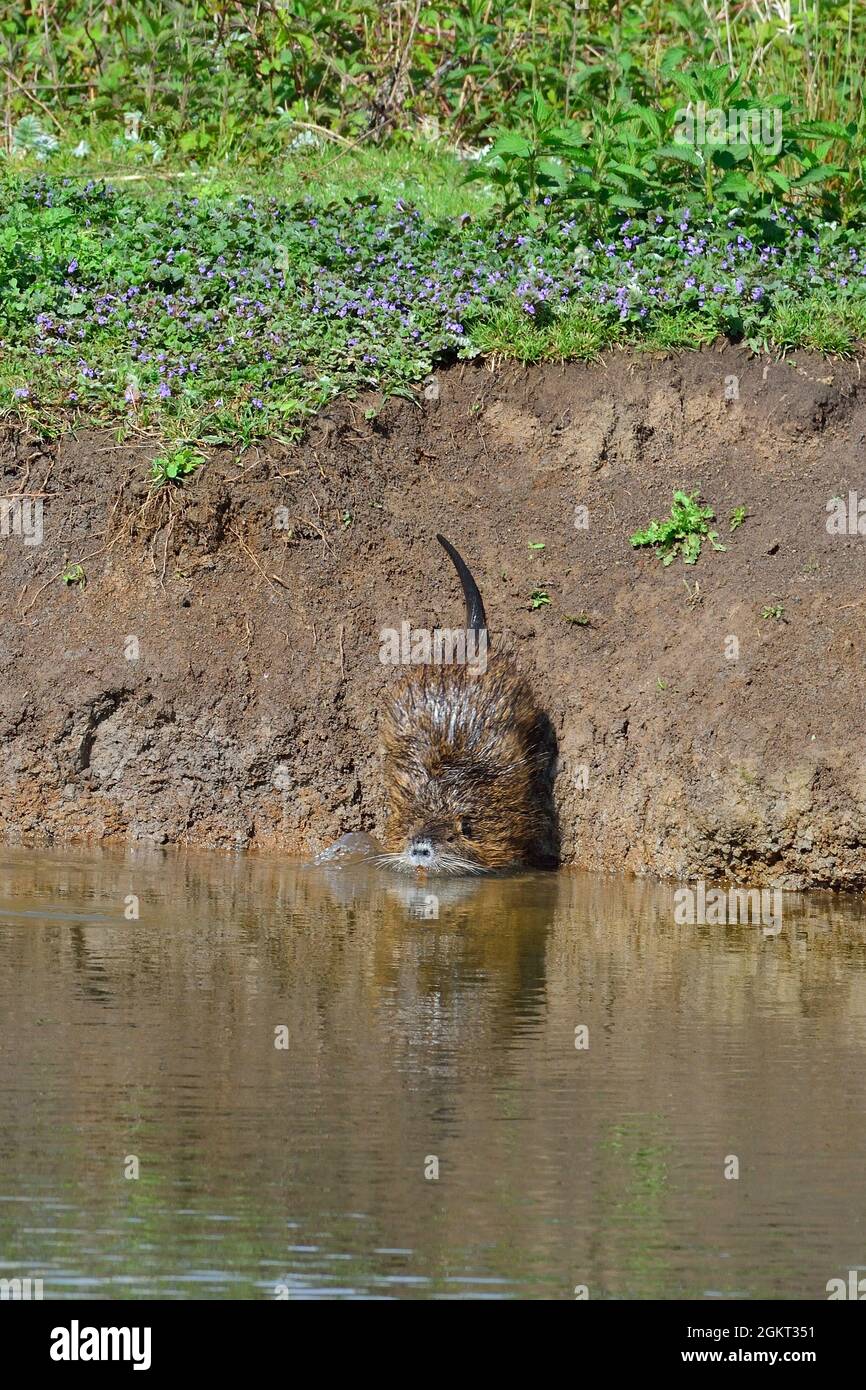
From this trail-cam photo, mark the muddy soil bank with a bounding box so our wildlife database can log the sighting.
[2,344,866,889]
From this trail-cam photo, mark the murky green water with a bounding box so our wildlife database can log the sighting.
[1,845,865,1300]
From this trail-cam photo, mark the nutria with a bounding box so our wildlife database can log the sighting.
[379,534,551,875]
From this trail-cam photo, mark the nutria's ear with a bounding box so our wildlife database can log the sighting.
[436,534,487,635]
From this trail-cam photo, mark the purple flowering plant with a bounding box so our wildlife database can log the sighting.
[1,172,865,439]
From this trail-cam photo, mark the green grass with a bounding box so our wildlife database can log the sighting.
[471,301,620,363]
[4,4,866,450]
[17,141,493,224]
[762,292,866,353]
[635,312,720,355]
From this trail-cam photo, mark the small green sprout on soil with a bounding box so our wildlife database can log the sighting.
[62,563,85,587]
[530,588,551,610]
[149,446,203,489]
[630,490,729,566]
[564,612,592,626]
[761,603,786,622]
[528,541,545,551]
[729,505,748,532]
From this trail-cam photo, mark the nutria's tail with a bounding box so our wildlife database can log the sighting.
[436,534,487,635]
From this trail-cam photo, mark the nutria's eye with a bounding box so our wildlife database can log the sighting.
[458,817,473,839]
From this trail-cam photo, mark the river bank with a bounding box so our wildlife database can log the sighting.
[2,345,865,888]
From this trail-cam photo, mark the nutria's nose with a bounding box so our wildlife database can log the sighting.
[407,838,434,866]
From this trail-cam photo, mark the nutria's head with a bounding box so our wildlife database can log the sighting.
[379,537,545,876]
[382,752,535,875]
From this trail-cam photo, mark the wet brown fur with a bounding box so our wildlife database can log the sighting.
[380,645,548,874]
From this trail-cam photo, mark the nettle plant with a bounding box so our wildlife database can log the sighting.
[468,57,856,231]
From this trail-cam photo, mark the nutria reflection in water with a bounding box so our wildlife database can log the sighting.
[377,535,558,876]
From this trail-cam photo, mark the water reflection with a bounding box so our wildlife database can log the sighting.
[0,845,865,1299]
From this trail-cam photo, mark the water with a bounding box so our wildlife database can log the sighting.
[1,845,865,1300]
